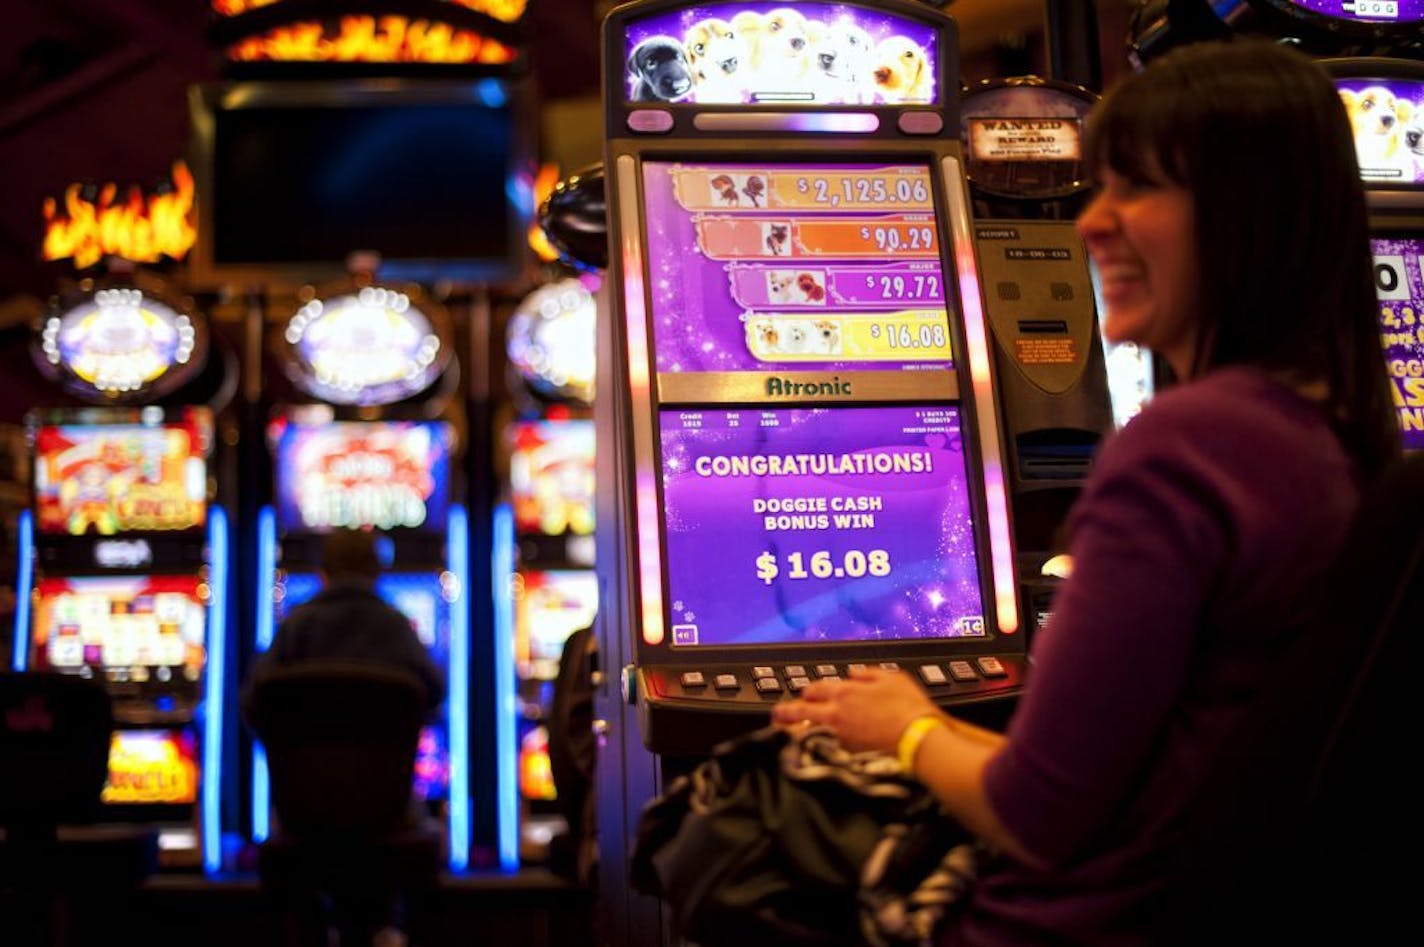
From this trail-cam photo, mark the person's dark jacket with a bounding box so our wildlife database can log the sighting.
[243,580,444,719]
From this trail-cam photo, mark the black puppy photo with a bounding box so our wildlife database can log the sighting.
[629,35,695,102]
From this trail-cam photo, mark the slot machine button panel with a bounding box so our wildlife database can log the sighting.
[847,663,869,675]
[787,676,811,693]
[751,666,776,680]
[976,657,1008,678]
[714,674,740,691]
[880,662,901,672]
[680,671,707,688]
[784,665,808,678]
[755,677,782,695]
[918,665,949,686]
[947,660,980,683]
[814,664,838,678]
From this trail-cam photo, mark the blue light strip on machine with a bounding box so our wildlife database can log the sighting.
[12,510,33,671]
[491,503,519,871]
[251,506,277,843]
[448,504,473,870]
[203,506,230,873]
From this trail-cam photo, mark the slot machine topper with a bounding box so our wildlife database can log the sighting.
[601,0,1024,757]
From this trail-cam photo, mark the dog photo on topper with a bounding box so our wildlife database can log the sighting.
[1340,85,1416,177]
[628,34,695,102]
[685,16,749,103]
[872,35,933,104]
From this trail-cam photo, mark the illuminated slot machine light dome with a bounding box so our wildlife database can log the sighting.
[38,287,201,400]
[283,286,451,407]
[506,277,598,404]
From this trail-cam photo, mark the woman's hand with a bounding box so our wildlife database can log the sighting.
[770,666,940,755]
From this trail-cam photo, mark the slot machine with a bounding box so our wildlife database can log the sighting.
[249,281,486,870]
[1326,58,1424,452]
[502,276,600,858]
[12,278,234,871]
[958,77,1121,640]
[594,4,1023,933]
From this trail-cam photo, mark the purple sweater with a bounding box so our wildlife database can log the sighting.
[944,366,1359,946]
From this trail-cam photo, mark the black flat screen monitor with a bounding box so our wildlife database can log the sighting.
[190,80,528,285]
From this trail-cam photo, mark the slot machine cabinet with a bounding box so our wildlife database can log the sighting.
[13,277,235,872]
[502,276,600,862]
[959,77,1151,639]
[1325,59,1424,453]
[248,280,492,871]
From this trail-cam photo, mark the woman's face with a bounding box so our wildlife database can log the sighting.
[1077,166,1200,379]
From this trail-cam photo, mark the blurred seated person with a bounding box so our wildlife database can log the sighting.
[244,529,444,719]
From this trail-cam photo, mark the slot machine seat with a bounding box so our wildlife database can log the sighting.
[246,662,443,947]
[0,671,159,944]
[1163,454,1424,945]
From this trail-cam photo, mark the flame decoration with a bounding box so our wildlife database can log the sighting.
[211,0,528,23]
[42,162,196,269]
[225,15,516,63]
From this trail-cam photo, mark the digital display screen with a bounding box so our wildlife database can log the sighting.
[212,101,517,273]
[515,569,599,681]
[1373,236,1424,452]
[643,161,954,374]
[1334,78,1424,185]
[623,2,939,105]
[102,729,198,805]
[659,405,986,647]
[31,575,207,685]
[1289,1,1424,25]
[271,420,451,533]
[508,420,596,538]
[279,570,451,801]
[33,414,210,535]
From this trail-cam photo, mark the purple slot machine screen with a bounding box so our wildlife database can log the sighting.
[623,3,939,106]
[1373,236,1424,452]
[1332,78,1424,186]
[1288,1,1424,25]
[659,405,986,647]
[643,160,956,374]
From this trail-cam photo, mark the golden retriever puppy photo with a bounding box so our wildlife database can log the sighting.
[684,17,748,103]
[872,35,933,104]
[748,7,815,96]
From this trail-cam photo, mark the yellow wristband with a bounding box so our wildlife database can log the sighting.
[896,714,943,776]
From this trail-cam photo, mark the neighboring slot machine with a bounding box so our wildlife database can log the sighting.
[959,77,1152,638]
[1327,59,1424,452]
[503,277,600,857]
[250,283,480,870]
[13,282,231,871]
[600,0,1021,761]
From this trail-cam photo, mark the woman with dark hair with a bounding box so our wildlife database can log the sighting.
[772,40,1399,945]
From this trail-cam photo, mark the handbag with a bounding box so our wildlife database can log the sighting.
[631,725,982,947]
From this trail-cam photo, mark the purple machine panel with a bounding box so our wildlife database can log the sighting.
[1334,78,1424,186]
[659,405,986,647]
[1373,237,1424,452]
[643,160,956,374]
[623,2,939,106]
[1289,1,1424,24]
